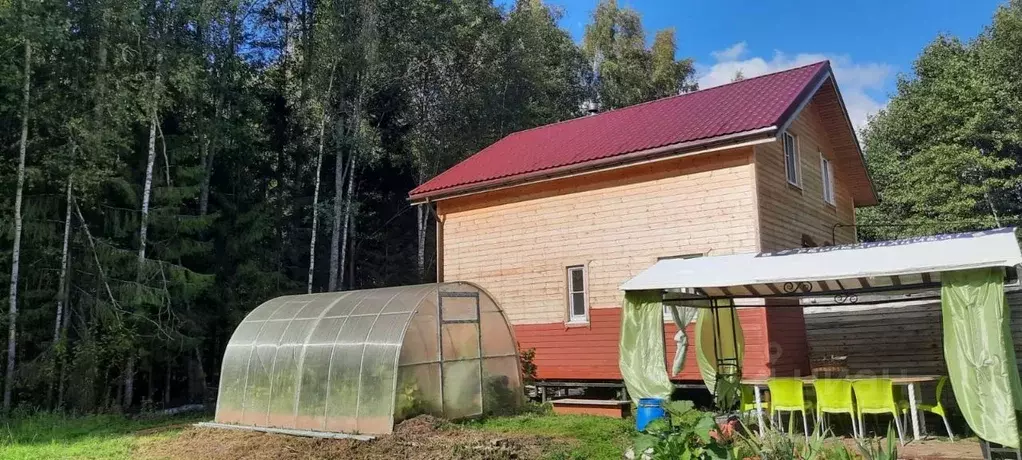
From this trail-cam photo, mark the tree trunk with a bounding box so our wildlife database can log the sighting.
[130,47,163,411]
[4,40,31,412]
[49,175,73,408]
[74,201,118,307]
[348,214,356,288]
[139,112,159,272]
[146,362,155,404]
[128,115,157,412]
[307,66,335,294]
[53,177,72,351]
[122,358,134,410]
[157,123,170,186]
[338,140,356,290]
[328,143,344,292]
[194,348,206,402]
[163,359,171,406]
[307,114,328,293]
[56,265,72,411]
[194,134,213,394]
[198,134,214,216]
[416,205,427,281]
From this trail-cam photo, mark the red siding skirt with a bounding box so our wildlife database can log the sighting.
[513,307,774,382]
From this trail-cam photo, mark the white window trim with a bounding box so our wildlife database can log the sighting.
[663,290,699,321]
[566,265,589,324]
[820,153,836,206]
[659,254,703,320]
[783,132,802,188]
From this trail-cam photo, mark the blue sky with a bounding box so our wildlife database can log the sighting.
[501,0,1004,130]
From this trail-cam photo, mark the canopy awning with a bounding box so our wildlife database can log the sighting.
[620,228,1022,298]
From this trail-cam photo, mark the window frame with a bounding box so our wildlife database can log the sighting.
[820,153,836,206]
[658,254,703,320]
[566,265,589,324]
[782,132,801,188]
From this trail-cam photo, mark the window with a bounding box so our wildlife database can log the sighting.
[820,154,836,205]
[658,254,703,320]
[783,132,801,187]
[566,266,588,323]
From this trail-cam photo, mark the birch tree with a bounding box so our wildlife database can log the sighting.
[49,173,73,407]
[308,65,335,293]
[4,38,31,413]
[129,1,164,403]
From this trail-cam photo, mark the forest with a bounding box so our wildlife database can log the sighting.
[0,0,696,412]
[2,0,1022,415]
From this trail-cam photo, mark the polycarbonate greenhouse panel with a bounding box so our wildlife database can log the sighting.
[215,282,521,435]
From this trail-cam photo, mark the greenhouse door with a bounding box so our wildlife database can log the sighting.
[438,291,484,418]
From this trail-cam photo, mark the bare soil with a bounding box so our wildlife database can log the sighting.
[136,415,566,460]
[839,437,984,459]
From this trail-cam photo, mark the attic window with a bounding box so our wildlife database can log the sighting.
[820,153,836,205]
[783,132,801,187]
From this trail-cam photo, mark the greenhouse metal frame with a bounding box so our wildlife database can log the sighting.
[212,282,522,436]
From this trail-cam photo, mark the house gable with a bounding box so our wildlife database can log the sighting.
[756,93,859,252]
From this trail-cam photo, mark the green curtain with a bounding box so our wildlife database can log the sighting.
[942,268,1022,448]
[668,304,700,375]
[695,300,744,394]
[619,290,674,404]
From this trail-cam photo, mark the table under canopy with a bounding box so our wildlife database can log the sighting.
[618,228,1022,447]
[740,375,942,440]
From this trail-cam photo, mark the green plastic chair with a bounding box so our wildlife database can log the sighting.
[741,385,769,415]
[767,378,813,438]
[813,379,859,438]
[852,378,904,445]
[900,376,954,441]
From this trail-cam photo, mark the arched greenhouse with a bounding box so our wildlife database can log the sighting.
[214,282,522,435]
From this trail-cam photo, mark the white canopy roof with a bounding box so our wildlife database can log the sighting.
[620,228,1022,297]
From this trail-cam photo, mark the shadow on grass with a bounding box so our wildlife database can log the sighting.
[0,411,210,447]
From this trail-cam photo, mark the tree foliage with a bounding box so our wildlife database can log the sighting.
[582,0,696,110]
[0,0,694,411]
[858,1,1022,240]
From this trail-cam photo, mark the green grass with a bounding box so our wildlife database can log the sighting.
[0,412,205,460]
[0,410,636,459]
[464,412,636,459]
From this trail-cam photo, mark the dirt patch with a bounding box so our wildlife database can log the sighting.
[394,415,451,436]
[838,437,983,459]
[136,416,565,460]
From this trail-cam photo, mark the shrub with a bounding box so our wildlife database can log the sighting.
[519,347,537,384]
[632,400,738,459]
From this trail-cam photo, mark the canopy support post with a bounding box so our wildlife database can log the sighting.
[710,299,741,410]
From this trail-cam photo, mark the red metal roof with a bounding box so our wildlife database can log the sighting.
[410,61,831,200]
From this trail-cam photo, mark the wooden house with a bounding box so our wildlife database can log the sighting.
[409,61,877,386]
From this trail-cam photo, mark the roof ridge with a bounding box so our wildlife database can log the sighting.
[506,60,830,137]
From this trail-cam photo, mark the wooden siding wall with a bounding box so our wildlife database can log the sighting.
[764,305,811,377]
[438,148,759,326]
[805,291,1022,376]
[513,308,772,381]
[755,96,857,252]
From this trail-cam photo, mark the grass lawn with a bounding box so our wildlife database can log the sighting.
[463,412,636,459]
[0,412,205,460]
[0,410,637,459]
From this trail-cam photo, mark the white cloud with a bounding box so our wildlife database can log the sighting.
[710,41,748,62]
[697,44,894,132]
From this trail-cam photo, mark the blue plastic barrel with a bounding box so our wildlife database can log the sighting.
[635,398,666,431]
